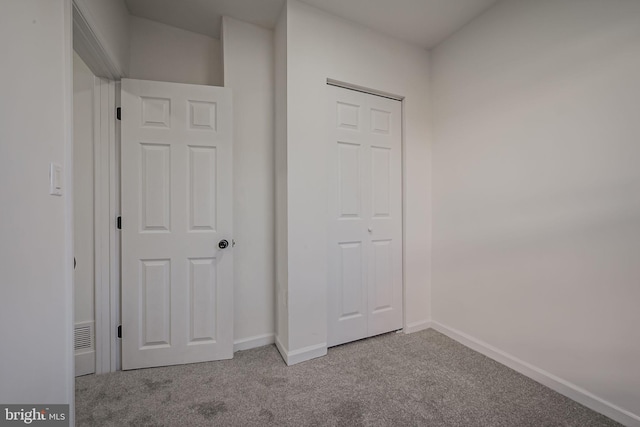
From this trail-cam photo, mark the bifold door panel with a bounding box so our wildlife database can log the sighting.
[328,86,403,347]
[121,79,233,370]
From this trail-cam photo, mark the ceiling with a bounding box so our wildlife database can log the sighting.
[124,0,498,50]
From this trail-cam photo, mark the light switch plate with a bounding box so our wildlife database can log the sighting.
[50,163,63,196]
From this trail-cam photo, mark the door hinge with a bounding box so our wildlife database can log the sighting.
[116,216,122,230]
[116,107,121,120]
[117,325,122,339]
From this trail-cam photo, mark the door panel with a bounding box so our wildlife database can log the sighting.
[366,92,403,337]
[328,86,402,347]
[140,259,171,347]
[371,240,393,312]
[121,79,233,370]
[188,146,217,231]
[371,147,391,217]
[339,242,365,319]
[338,142,362,218]
[188,257,217,343]
[140,143,171,231]
[329,89,368,346]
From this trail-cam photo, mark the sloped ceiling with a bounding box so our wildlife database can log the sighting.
[124,0,498,50]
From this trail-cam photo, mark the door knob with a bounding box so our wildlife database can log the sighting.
[367,228,373,233]
[218,239,229,249]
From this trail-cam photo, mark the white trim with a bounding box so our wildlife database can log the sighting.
[74,320,96,376]
[110,81,121,371]
[93,77,107,374]
[93,78,118,374]
[274,336,288,363]
[326,79,403,101]
[72,0,123,79]
[75,351,96,377]
[72,0,122,377]
[401,97,408,347]
[63,0,75,423]
[275,338,327,366]
[233,333,276,352]
[404,320,431,334]
[430,321,640,427]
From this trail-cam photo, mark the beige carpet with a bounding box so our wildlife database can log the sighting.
[75,329,620,426]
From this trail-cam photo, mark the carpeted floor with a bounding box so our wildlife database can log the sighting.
[75,329,620,426]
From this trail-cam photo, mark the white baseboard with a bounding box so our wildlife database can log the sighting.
[74,350,95,377]
[404,319,432,334]
[233,333,275,352]
[275,336,327,366]
[430,321,640,427]
[274,336,288,363]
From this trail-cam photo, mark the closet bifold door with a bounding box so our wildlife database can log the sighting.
[327,85,403,347]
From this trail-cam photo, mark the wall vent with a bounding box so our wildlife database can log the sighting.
[74,321,94,352]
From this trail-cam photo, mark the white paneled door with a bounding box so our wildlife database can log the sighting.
[328,85,403,347]
[121,79,233,370]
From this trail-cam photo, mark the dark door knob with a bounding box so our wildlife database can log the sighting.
[218,239,229,249]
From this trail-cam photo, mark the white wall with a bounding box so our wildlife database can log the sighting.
[0,0,74,416]
[221,17,276,350]
[278,0,431,360]
[74,0,130,76]
[129,16,223,86]
[73,52,95,327]
[431,0,640,423]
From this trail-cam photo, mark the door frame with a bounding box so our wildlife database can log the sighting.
[325,79,408,338]
[72,0,124,80]
[73,0,123,374]
[92,78,120,373]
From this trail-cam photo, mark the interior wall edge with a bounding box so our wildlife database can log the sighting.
[233,333,276,353]
[275,337,327,366]
[404,320,431,334]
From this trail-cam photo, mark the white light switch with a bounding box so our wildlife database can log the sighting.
[50,163,63,196]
